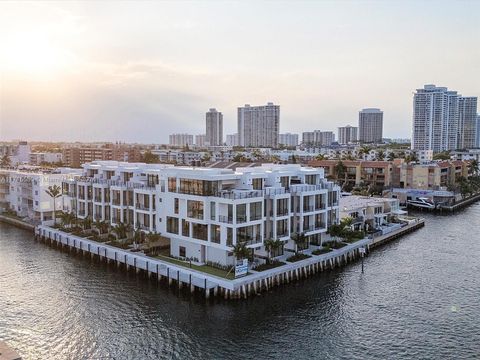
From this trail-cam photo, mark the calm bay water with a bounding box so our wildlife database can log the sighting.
[1,204,480,360]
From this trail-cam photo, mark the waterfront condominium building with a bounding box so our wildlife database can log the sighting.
[302,130,335,147]
[62,161,340,267]
[359,108,383,143]
[338,125,358,145]
[278,133,299,147]
[226,134,239,147]
[169,134,194,147]
[457,97,478,149]
[206,108,223,146]
[238,103,280,148]
[412,84,478,152]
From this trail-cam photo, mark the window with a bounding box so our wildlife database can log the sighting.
[315,194,324,210]
[277,198,288,216]
[179,246,186,258]
[305,174,316,185]
[178,179,219,196]
[182,219,190,237]
[192,223,208,241]
[210,202,216,221]
[168,177,177,192]
[250,202,262,221]
[252,178,263,190]
[236,224,261,245]
[166,217,179,234]
[236,203,247,223]
[174,198,179,214]
[187,200,204,219]
[210,224,220,243]
[276,219,288,237]
[227,228,233,246]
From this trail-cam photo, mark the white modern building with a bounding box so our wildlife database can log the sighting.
[63,161,340,266]
[169,134,194,147]
[238,103,280,148]
[29,152,63,165]
[278,133,299,147]
[477,115,480,148]
[1,168,81,223]
[338,125,358,145]
[412,85,478,152]
[359,108,383,143]
[206,108,223,146]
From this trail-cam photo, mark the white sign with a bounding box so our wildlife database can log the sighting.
[235,259,248,278]
[359,247,366,255]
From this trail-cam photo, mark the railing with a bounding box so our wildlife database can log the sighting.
[240,236,262,246]
[135,203,152,211]
[276,209,289,216]
[264,187,289,196]
[94,196,102,202]
[112,200,121,206]
[236,215,247,224]
[218,215,233,224]
[303,205,314,212]
[212,190,264,200]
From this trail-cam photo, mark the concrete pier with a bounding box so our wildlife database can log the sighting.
[34,220,425,301]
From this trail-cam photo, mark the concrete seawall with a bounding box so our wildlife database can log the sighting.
[34,220,424,300]
[0,215,35,231]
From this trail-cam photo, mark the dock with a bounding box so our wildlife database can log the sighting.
[35,219,425,300]
[0,341,22,360]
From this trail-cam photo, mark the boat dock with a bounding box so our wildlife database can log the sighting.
[35,219,425,300]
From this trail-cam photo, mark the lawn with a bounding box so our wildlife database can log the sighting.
[153,254,237,280]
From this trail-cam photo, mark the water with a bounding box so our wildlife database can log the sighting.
[1,204,480,360]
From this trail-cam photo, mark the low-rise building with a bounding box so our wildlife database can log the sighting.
[62,162,340,266]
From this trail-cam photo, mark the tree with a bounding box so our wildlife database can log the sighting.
[112,222,131,240]
[232,242,250,260]
[1,154,11,167]
[94,220,110,234]
[291,232,307,253]
[142,151,160,164]
[469,159,479,175]
[387,152,395,162]
[45,185,62,225]
[376,150,385,161]
[334,161,347,186]
[315,154,326,161]
[58,211,75,229]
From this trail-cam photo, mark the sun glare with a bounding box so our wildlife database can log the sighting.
[1,31,73,77]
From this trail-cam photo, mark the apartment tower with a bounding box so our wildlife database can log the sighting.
[206,108,223,146]
[338,125,358,144]
[359,108,383,143]
[238,102,280,148]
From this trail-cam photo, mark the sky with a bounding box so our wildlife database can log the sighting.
[1,1,479,144]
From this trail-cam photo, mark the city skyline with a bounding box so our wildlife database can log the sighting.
[1,1,480,143]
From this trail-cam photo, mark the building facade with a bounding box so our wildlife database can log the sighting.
[412,84,478,152]
[195,134,206,148]
[279,133,299,147]
[205,108,223,146]
[62,162,340,266]
[338,125,358,145]
[359,108,383,143]
[238,103,280,148]
[169,134,194,148]
[302,130,335,146]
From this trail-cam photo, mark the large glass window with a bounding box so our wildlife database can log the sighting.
[227,228,233,246]
[179,179,219,196]
[252,178,263,190]
[182,219,190,237]
[236,203,247,223]
[210,202,216,221]
[166,217,179,234]
[168,177,177,192]
[210,224,220,243]
[192,223,208,241]
[277,198,289,216]
[276,219,288,237]
[250,202,262,221]
[187,200,204,219]
[174,198,179,214]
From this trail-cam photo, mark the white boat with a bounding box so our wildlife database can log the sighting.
[407,197,436,210]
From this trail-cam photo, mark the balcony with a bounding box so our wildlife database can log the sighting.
[240,235,262,246]
[218,215,233,224]
[303,205,315,213]
[112,199,121,206]
[135,203,152,211]
[212,189,264,200]
[94,196,102,202]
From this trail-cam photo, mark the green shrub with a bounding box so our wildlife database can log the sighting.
[312,247,332,255]
[286,253,311,262]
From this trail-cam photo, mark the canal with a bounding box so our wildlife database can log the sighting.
[1,203,479,359]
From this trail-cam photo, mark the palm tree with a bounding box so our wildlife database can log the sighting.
[387,152,395,162]
[232,242,250,260]
[112,222,131,240]
[58,211,75,229]
[45,185,62,225]
[469,159,479,175]
[315,154,326,161]
[94,220,110,234]
[334,161,347,186]
[376,150,385,161]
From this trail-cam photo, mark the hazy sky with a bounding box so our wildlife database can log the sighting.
[1,1,479,143]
